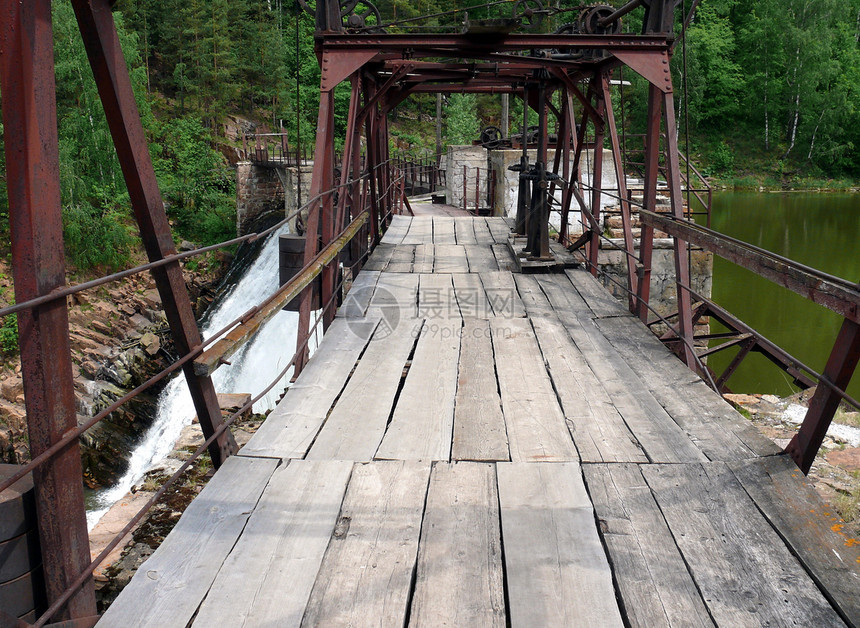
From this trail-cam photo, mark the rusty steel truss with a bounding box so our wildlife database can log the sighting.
[0,0,858,624]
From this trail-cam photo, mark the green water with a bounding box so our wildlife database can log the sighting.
[704,192,859,398]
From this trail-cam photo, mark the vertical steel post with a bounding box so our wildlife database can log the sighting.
[297,86,336,371]
[636,84,662,322]
[662,90,697,368]
[0,0,97,619]
[71,0,237,465]
[602,73,638,310]
[787,319,860,474]
[587,89,605,276]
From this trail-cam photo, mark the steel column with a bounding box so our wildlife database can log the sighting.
[0,0,97,619]
[587,81,605,276]
[787,319,860,474]
[661,89,697,368]
[71,0,237,465]
[636,84,662,322]
[297,85,336,371]
[602,73,638,310]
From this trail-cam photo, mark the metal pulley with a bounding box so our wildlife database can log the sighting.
[480,126,504,149]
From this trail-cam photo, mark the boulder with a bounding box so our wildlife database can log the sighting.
[0,377,23,403]
[139,333,161,357]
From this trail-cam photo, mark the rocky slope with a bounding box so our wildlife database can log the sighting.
[0,254,230,487]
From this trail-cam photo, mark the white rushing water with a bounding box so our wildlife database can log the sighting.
[87,226,311,528]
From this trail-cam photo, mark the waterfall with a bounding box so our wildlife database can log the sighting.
[87,225,312,528]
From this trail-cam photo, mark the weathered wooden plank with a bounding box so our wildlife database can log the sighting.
[307,320,422,461]
[240,318,374,459]
[464,244,500,273]
[384,243,416,273]
[729,456,860,626]
[376,319,461,460]
[432,215,457,244]
[191,460,352,627]
[453,273,493,319]
[490,318,578,462]
[402,216,433,245]
[473,218,495,246]
[409,463,505,628]
[480,271,525,318]
[418,273,458,321]
[538,275,709,464]
[583,463,713,628]
[453,217,478,244]
[497,462,623,627]
[302,461,431,627]
[531,315,646,463]
[565,268,632,319]
[453,319,509,461]
[486,217,511,244]
[363,243,395,271]
[367,272,419,320]
[100,456,279,628]
[433,244,469,273]
[643,463,846,627]
[380,214,411,245]
[596,315,781,459]
[413,243,434,273]
[491,243,516,271]
[513,274,554,317]
[338,270,380,318]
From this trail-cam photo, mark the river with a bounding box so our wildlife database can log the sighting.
[705,191,859,399]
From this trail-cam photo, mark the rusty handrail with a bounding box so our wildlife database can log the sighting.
[194,211,369,376]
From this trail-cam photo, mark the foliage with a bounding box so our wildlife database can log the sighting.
[53,0,140,269]
[446,94,480,146]
[708,141,735,175]
[149,116,237,246]
[0,312,17,356]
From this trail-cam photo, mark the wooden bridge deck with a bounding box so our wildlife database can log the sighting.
[102,216,860,627]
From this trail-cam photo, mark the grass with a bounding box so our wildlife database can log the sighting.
[833,408,860,429]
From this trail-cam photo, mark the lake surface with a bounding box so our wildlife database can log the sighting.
[704,192,859,398]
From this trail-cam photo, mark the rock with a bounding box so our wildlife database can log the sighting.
[139,332,161,357]
[0,377,23,403]
[724,393,760,406]
[178,241,197,252]
[762,394,781,404]
[827,447,860,471]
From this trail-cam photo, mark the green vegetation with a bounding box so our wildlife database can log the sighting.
[0,312,17,356]
[675,0,860,185]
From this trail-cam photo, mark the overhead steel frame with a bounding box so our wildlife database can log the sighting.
[294,0,699,371]
[0,0,238,620]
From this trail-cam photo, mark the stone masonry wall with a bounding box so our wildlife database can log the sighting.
[598,241,713,344]
[236,162,285,236]
[446,145,491,211]
[236,162,314,236]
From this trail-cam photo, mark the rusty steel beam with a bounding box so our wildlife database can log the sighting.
[0,0,97,620]
[640,211,860,325]
[196,212,368,378]
[70,0,237,466]
[661,89,697,369]
[320,33,671,53]
[296,83,337,373]
[685,292,818,391]
[786,319,860,474]
[636,84,663,323]
[602,72,637,310]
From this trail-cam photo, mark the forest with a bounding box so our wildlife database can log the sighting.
[0,0,859,276]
